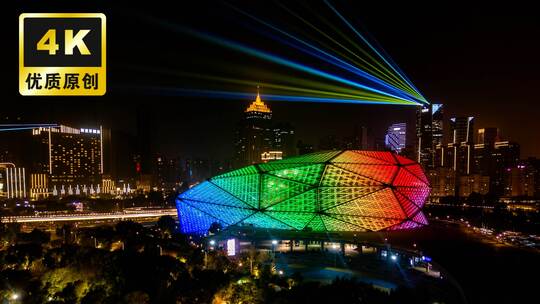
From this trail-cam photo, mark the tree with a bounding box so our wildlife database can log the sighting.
[0,223,20,246]
[123,291,150,304]
[157,216,177,237]
[208,222,223,235]
[467,192,483,205]
[212,279,263,304]
[27,228,50,244]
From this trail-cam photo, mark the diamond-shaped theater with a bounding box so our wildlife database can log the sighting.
[176,150,430,234]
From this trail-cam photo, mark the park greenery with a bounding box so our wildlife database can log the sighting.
[1,217,454,303]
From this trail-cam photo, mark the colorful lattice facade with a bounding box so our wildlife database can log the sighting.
[176,150,429,234]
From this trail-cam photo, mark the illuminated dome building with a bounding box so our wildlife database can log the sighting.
[176,150,430,234]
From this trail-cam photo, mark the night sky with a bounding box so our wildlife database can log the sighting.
[8,1,540,160]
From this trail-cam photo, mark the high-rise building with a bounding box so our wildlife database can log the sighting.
[427,167,456,199]
[319,135,341,151]
[417,105,432,165]
[494,141,520,195]
[458,174,490,197]
[477,128,499,147]
[523,158,540,197]
[235,90,273,167]
[417,104,444,169]
[449,117,474,175]
[385,122,406,153]
[504,161,537,197]
[134,107,157,190]
[432,104,444,147]
[271,123,296,158]
[296,140,314,155]
[473,140,520,196]
[450,117,474,144]
[156,155,182,190]
[32,125,103,187]
[344,125,371,150]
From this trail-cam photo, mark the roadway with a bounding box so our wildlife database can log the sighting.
[0,208,178,223]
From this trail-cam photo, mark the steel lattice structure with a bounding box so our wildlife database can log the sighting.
[176,150,429,234]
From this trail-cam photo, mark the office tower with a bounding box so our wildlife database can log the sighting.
[494,141,520,195]
[523,158,540,197]
[416,104,443,169]
[297,140,314,155]
[343,125,371,150]
[271,123,296,158]
[135,107,157,186]
[427,167,456,199]
[417,105,432,166]
[385,122,406,153]
[448,116,474,175]
[458,174,490,197]
[156,155,182,190]
[234,89,273,167]
[450,117,474,144]
[473,128,499,178]
[505,164,535,197]
[32,125,103,187]
[474,139,520,196]
[477,128,499,146]
[319,135,341,150]
[432,104,444,146]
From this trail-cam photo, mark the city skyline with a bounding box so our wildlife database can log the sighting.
[3,2,540,304]
[6,2,540,160]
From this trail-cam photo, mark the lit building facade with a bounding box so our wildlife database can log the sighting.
[427,167,456,199]
[416,104,443,169]
[477,128,499,147]
[458,174,490,197]
[505,163,535,197]
[261,151,283,162]
[385,122,406,153]
[30,173,48,199]
[271,123,296,158]
[0,165,26,199]
[474,140,520,196]
[235,89,296,167]
[235,91,273,167]
[32,125,103,187]
[449,116,474,175]
[177,150,429,234]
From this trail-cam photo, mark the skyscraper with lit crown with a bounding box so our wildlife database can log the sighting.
[235,88,273,167]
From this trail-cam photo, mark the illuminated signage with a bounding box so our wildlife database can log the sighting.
[227,238,236,256]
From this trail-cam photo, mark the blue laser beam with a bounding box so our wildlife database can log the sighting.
[176,26,421,105]
[323,0,427,103]
[137,87,418,105]
[228,4,424,104]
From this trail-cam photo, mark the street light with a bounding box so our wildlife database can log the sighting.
[271,240,278,256]
[10,293,19,300]
[209,240,216,246]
